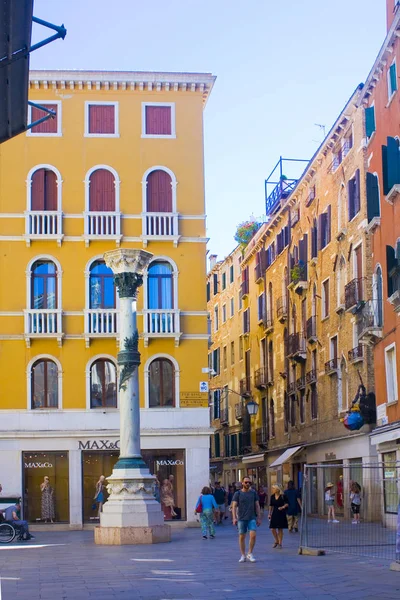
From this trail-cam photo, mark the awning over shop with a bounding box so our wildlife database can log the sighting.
[242,453,265,464]
[370,426,400,446]
[269,446,303,468]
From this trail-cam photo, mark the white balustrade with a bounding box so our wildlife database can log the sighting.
[143,309,180,335]
[85,212,121,236]
[26,211,62,236]
[25,309,62,334]
[142,212,178,238]
[85,309,119,335]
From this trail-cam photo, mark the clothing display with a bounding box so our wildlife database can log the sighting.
[269,494,288,529]
[40,481,55,521]
[160,479,176,518]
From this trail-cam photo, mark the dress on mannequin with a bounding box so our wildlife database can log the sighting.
[40,477,55,522]
[160,479,177,519]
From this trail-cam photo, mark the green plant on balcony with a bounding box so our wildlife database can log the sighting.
[291,264,304,284]
[234,218,262,249]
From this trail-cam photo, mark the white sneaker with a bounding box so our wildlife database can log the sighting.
[352,520,357,524]
[327,519,332,523]
[238,555,246,563]
[332,519,339,523]
[246,553,256,563]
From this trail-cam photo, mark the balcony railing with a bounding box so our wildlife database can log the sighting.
[254,367,268,389]
[220,406,229,425]
[306,316,317,341]
[345,278,365,311]
[24,309,63,346]
[287,332,306,360]
[84,309,118,335]
[241,279,249,298]
[306,369,317,384]
[142,309,181,346]
[276,295,288,322]
[296,375,306,389]
[254,263,263,283]
[357,300,383,343]
[235,402,245,421]
[325,358,339,375]
[84,211,121,239]
[256,426,268,448]
[25,211,63,240]
[263,310,274,332]
[142,212,179,245]
[239,377,252,397]
[288,381,296,395]
[348,345,364,363]
[266,179,297,216]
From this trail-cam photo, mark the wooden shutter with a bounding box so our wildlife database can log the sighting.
[326,206,331,244]
[44,170,57,210]
[354,170,361,215]
[386,245,396,297]
[213,273,218,295]
[31,104,58,134]
[317,215,322,251]
[390,63,398,94]
[366,172,380,222]
[206,282,210,302]
[365,106,375,138]
[88,105,115,134]
[386,137,400,193]
[89,169,115,211]
[145,106,172,135]
[146,170,172,212]
[348,177,355,220]
[31,169,45,210]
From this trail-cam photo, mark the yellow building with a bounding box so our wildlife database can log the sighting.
[208,87,378,504]
[0,69,215,528]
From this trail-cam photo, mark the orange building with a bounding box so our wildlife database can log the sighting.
[363,1,400,464]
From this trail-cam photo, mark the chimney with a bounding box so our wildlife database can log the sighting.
[209,254,218,270]
[387,0,398,32]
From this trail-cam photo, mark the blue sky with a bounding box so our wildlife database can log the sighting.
[31,0,386,260]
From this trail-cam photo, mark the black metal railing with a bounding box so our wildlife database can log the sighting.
[345,278,365,310]
[325,358,339,374]
[266,179,297,216]
[254,367,267,389]
[287,332,306,358]
[296,375,306,389]
[348,345,363,362]
[288,381,296,395]
[306,369,317,384]
[239,377,252,397]
[357,300,383,340]
[256,426,268,447]
[264,310,274,330]
[306,316,317,340]
[276,296,288,322]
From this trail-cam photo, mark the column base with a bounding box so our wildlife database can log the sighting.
[94,524,171,545]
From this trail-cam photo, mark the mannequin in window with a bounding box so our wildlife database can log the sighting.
[40,476,55,523]
[160,478,177,519]
[94,475,106,518]
[336,475,344,509]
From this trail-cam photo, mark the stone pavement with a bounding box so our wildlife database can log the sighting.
[0,523,399,600]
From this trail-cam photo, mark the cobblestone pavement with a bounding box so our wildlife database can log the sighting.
[0,524,399,600]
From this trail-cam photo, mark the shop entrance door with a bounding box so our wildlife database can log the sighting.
[23,452,69,523]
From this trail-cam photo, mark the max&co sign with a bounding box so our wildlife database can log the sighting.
[78,440,120,450]
[24,462,53,469]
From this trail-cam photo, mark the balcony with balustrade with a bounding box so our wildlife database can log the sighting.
[254,367,268,390]
[276,295,288,323]
[84,309,119,347]
[290,262,308,294]
[296,375,306,390]
[287,332,306,361]
[306,316,317,343]
[306,369,317,384]
[142,309,181,347]
[345,278,365,311]
[25,211,63,246]
[235,401,245,421]
[256,425,268,448]
[288,380,297,395]
[220,405,229,426]
[239,376,252,398]
[83,211,122,246]
[348,345,364,364]
[263,310,274,334]
[24,309,63,347]
[357,300,383,344]
[142,212,180,247]
[325,358,338,375]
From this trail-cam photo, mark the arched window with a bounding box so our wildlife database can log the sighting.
[149,358,175,407]
[31,261,57,309]
[89,261,115,309]
[31,359,58,409]
[89,169,115,211]
[31,168,57,211]
[373,265,383,327]
[148,262,173,309]
[90,359,117,408]
[146,170,172,212]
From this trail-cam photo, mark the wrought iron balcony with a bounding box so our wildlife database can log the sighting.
[357,300,383,344]
[254,263,263,283]
[290,263,308,293]
[306,369,317,384]
[220,406,229,425]
[142,212,179,247]
[296,375,306,389]
[256,426,268,448]
[254,367,268,389]
[263,310,274,333]
[235,402,245,421]
[348,345,364,363]
[345,278,365,311]
[325,358,339,375]
[241,279,249,298]
[287,332,306,361]
[239,377,252,397]
[306,316,317,342]
[276,295,288,323]
[288,381,297,395]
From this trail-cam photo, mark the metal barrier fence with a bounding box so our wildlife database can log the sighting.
[299,463,400,563]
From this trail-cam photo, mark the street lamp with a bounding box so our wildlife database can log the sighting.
[210,386,259,416]
[246,398,259,416]
[94,248,171,546]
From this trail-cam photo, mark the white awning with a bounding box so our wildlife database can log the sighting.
[269,446,303,468]
[370,427,400,446]
[242,453,265,464]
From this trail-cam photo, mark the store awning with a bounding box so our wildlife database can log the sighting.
[269,446,303,468]
[242,453,265,464]
[370,426,400,446]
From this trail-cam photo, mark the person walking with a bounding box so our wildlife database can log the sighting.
[268,484,289,548]
[195,486,218,539]
[212,481,226,524]
[284,480,302,532]
[231,476,261,563]
[350,481,362,524]
[258,486,267,513]
[325,482,339,523]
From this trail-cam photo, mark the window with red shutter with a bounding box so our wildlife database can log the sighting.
[89,169,116,211]
[31,169,57,210]
[146,170,172,212]
[143,104,174,136]
[87,104,116,135]
[30,104,59,135]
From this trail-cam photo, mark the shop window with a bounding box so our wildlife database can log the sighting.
[31,359,59,409]
[85,102,118,136]
[23,452,69,523]
[149,358,175,407]
[89,260,115,309]
[90,359,117,408]
[383,451,398,514]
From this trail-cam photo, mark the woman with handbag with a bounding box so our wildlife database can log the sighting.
[195,486,218,539]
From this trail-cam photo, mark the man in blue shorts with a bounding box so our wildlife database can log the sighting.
[231,476,261,563]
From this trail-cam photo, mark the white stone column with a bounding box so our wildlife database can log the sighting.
[69,450,83,529]
[95,249,170,545]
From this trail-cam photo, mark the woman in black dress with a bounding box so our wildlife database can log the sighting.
[268,484,289,548]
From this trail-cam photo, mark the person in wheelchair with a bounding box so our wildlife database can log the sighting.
[4,502,35,541]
